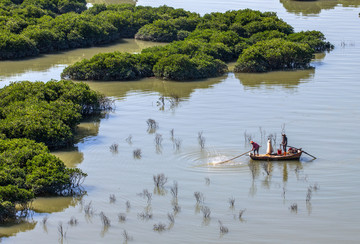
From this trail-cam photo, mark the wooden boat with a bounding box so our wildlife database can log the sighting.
[249,150,302,161]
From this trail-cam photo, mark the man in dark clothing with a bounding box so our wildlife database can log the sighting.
[281,134,288,153]
[250,141,260,156]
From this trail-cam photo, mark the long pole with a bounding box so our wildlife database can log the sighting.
[288,145,317,159]
[217,150,252,164]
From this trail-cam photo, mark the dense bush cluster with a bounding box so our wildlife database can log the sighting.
[234,38,314,72]
[0,1,198,59]
[0,80,109,148]
[62,6,333,80]
[0,136,87,223]
[1,2,333,77]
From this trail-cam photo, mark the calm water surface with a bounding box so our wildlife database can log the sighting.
[1,0,360,243]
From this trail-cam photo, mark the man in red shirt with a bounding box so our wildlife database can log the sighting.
[250,141,260,156]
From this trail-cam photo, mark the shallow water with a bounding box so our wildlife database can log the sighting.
[1,0,360,243]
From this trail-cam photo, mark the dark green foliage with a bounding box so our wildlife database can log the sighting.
[153,54,227,80]
[1,3,332,78]
[62,6,332,80]
[0,80,107,148]
[62,52,157,81]
[234,38,314,72]
[135,16,200,42]
[0,137,87,223]
[0,31,39,59]
[0,2,200,59]
[0,80,97,222]
[287,30,334,52]
[243,17,294,36]
[249,30,286,44]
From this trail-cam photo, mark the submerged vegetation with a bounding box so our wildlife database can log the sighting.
[61,5,333,80]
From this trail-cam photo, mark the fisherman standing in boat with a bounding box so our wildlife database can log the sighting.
[281,134,288,154]
[250,141,260,156]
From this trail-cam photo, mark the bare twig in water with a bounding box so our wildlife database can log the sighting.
[109,143,118,153]
[282,186,286,199]
[170,181,178,198]
[218,220,229,234]
[173,138,182,150]
[239,209,246,219]
[42,216,48,225]
[138,189,152,203]
[306,187,312,202]
[168,213,175,224]
[168,94,181,109]
[147,119,158,133]
[58,222,66,239]
[290,203,298,212]
[309,183,320,191]
[153,223,166,232]
[125,135,132,144]
[84,201,94,216]
[244,130,252,144]
[173,203,181,213]
[133,149,142,159]
[194,192,204,204]
[201,206,211,219]
[153,174,168,188]
[68,216,78,226]
[281,123,286,134]
[198,131,205,149]
[118,213,126,222]
[100,212,111,227]
[109,194,116,203]
[228,197,235,208]
[155,133,163,146]
[205,177,210,185]
[170,129,174,140]
[138,211,153,220]
[123,230,133,242]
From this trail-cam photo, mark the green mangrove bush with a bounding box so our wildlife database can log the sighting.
[234,38,314,72]
[0,1,198,59]
[0,137,87,223]
[0,80,110,148]
[61,7,332,80]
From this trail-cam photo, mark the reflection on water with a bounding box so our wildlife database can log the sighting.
[51,114,104,168]
[280,0,360,15]
[236,69,315,89]
[31,196,83,214]
[0,221,37,238]
[84,75,225,99]
[52,148,84,168]
[0,39,165,81]
[74,115,102,143]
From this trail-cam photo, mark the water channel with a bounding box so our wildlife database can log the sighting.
[1,0,360,243]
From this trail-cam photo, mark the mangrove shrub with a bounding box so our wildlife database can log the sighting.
[0,80,110,148]
[234,38,314,72]
[0,137,87,223]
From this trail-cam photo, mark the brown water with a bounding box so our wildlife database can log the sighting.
[1,0,360,243]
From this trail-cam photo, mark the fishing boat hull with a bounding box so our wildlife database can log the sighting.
[249,151,302,161]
